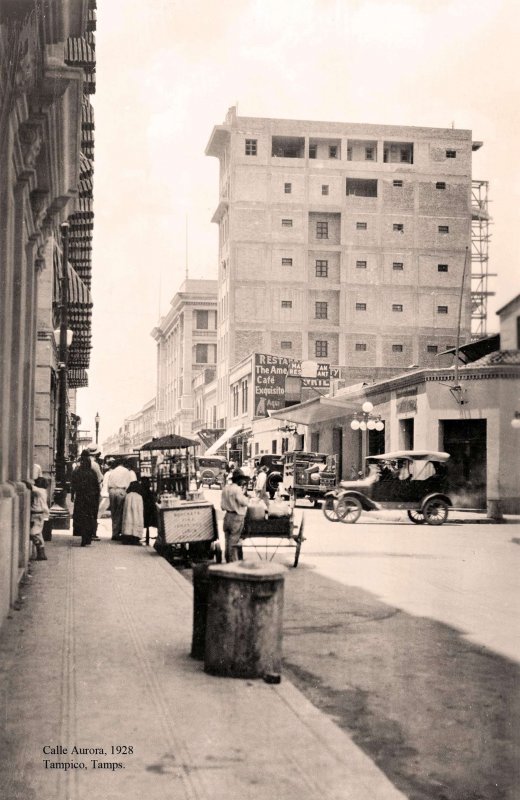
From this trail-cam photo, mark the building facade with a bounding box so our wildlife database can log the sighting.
[0,0,96,627]
[152,279,218,437]
[206,108,482,427]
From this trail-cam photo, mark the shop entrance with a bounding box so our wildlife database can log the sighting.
[441,419,487,509]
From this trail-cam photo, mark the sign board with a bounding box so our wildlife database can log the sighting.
[254,353,333,416]
[159,502,217,544]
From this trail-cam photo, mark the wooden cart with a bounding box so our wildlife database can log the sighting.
[154,501,222,564]
[240,510,305,568]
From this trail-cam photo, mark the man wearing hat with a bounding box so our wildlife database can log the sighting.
[221,468,250,562]
[88,445,103,486]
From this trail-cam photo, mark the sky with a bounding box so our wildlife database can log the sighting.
[78,0,520,444]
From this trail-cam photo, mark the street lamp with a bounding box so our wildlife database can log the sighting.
[95,412,100,445]
[350,401,384,467]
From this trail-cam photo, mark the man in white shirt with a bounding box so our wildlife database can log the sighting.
[107,459,137,540]
[221,469,250,562]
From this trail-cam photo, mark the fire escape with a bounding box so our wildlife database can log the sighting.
[471,179,495,338]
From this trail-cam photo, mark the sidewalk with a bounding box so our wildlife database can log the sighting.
[0,520,406,800]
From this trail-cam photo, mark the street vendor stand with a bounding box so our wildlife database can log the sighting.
[138,435,221,563]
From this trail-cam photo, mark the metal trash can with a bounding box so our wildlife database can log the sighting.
[204,560,286,679]
[191,561,212,660]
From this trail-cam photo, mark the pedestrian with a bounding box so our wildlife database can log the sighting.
[221,468,250,562]
[141,476,158,542]
[28,480,49,561]
[70,450,100,547]
[107,458,137,540]
[121,481,144,545]
[87,445,103,486]
[255,465,269,503]
[98,457,114,518]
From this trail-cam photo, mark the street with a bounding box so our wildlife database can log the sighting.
[197,490,520,800]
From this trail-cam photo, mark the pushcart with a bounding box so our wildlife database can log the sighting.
[138,434,199,500]
[154,500,222,564]
[240,510,305,568]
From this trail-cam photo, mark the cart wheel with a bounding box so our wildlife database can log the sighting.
[322,496,341,522]
[293,514,305,568]
[407,509,426,525]
[422,498,449,526]
[337,497,362,524]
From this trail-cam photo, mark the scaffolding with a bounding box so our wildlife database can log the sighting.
[471,180,495,338]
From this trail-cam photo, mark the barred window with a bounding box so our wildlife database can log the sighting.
[393,223,404,232]
[315,340,328,357]
[356,221,367,230]
[392,304,403,312]
[356,260,367,269]
[316,221,328,238]
[355,343,367,351]
[315,259,328,277]
[436,182,446,190]
[393,262,404,271]
[356,302,367,311]
[282,257,293,266]
[282,219,293,227]
[438,264,448,272]
[427,345,438,353]
[321,185,329,196]
[315,301,328,319]
[281,300,293,309]
[392,344,403,352]
[245,139,257,155]
[281,341,292,350]
[438,225,449,234]
[437,305,448,314]
[284,182,292,194]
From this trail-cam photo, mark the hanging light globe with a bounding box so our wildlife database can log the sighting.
[511,416,520,429]
[362,401,373,414]
[350,419,360,431]
[367,419,376,430]
[359,421,367,431]
[375,420,385,432]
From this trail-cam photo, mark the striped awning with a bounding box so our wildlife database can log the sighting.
[69,369,89,388]
[67,263,92,307]
[65,38,96,70]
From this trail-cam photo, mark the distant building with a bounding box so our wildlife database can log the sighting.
[152,280,218,437]
[206,107,485,427]
[101,398,157,456]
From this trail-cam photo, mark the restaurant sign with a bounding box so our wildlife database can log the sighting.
[254,353,332,417]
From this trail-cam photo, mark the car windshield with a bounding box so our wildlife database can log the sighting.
[369,458,441,481]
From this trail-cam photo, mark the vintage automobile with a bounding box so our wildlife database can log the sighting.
[323,450,452,525]
[282,451,337,507]
[254,453,286,498]
[196,455,228,489]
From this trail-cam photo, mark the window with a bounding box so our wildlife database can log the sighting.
[346,178,378,197]
[195,310,209,329]
[329,145,338,159]
[232,385,239,417]
[347,147,352,160]
[315,301,328,319]
[321,184,329,196]
[241,379,248,414]
[393,262,404,271]
[315,259,328,277]
[356,260,367,269]
[427,345,438,353]
[356,221,367,230]
[392,304,403,312]
[392,344,403,352]
[315,340,328,358]
[195,343,208,363]
[316,221,328,239]
[355,343,367,351]
[284,182,292,194]
[446,150,457,158]
[393,223,404,232]
[282,257,293,266]
[365,146,374,160]
[245,139,257,156]
[281,341,292,350]
[356,302,367,311]
[437,305,448,314]
[436,182,446,190]
[438,225,449,234]
[282,218,293,227]
[438,263,448,272]
[309,144,317,158]
[393,180,403,188]
[281,300,293,309]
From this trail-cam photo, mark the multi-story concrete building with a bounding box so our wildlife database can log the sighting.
[152,280,218,437]
[206,108,482,426]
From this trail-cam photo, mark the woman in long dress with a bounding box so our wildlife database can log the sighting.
[121,481,144,545]
[71,451,100,547]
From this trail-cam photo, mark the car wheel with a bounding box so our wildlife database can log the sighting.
[407,509,426,525]
[337,496,362,524]
[422,498,449,526]
[322,496,341,522]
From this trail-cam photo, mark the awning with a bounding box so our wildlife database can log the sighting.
[140,434,199,451]
[269,396,361,427]
[204,426,242,456]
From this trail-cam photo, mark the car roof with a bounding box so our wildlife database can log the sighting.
[366,450,450,462]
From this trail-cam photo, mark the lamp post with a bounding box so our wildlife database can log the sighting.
[350,401,384,469]
[95,412,100,445]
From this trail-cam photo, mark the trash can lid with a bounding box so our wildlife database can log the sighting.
[208,560,286,582]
